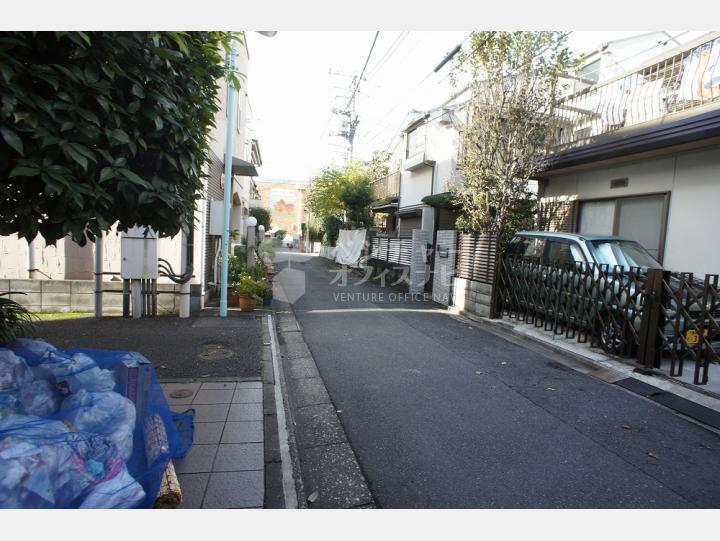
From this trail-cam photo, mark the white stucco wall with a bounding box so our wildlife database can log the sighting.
[399,165,433,209]
[544,145,720,276]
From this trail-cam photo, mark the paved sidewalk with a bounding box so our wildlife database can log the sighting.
[162,379,265,508]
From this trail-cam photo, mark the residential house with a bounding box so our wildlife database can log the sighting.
[371,97,468,243]
[538,32,720,276]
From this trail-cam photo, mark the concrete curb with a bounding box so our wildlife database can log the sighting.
[272,278,375,509]
[265,313,300,509]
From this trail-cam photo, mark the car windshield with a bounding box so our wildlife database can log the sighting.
[590,240,662,270]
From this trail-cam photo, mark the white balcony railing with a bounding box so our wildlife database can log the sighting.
[549,35,720,152]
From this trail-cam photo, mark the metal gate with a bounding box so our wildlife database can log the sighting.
[495,256,720,385]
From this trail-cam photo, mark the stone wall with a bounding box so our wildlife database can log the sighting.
[1,279,181,315]
[451,277,493,318]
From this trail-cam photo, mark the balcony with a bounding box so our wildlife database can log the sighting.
[371,171,401,203]
[549,35,720,153]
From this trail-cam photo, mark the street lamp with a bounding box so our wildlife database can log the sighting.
[245,216,258,270]
[219,32,276,317]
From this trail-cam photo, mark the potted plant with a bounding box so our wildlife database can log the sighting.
[260,283,274,306]
[232,273,263,312]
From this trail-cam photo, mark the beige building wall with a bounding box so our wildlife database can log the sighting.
[543,145,720,276]
[255,180,308,238]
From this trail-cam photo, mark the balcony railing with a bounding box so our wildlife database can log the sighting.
[371,171,401,202]
[549,35,720,152]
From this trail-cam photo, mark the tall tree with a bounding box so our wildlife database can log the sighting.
[305,161,375,243]
[452,31,575,245]
[0,31,237,245]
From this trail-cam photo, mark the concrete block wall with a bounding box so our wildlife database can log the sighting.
[432,230,457,305]
[1,279,181,314]
[451,277,493,318]
[409,229,431,295]
[319,245,337,260]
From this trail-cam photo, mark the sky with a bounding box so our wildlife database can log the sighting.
[245,30,699,183]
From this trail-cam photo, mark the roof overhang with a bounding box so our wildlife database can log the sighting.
[371,202,398,213]
[403,113,430,133]
[396,205,424,217]
[538,106,720,175]
[229,157,258,177]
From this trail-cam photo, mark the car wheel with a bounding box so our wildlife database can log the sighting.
[598,313,623,355]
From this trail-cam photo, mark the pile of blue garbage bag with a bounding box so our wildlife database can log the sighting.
[0,339,194,508]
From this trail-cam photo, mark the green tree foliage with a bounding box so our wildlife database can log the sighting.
[249,206,271,229]
[339,176,373,228]
[366,149,391,180]
[0,31,237,245]
[305,161,375,238]
[305,166,345,223]
[0,293,36,343]
[451,31,576,246]
[321,216,343,247]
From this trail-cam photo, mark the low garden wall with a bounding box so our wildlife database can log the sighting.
[451,277,493,318]
[1,279,182,314]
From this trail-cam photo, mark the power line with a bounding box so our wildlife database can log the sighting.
[346,31,380,110]
[361,33,481,144]
[364,31,409,81]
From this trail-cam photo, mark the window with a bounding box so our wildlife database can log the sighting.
[507,236,545,259]
[578,193,668,261]
[546,240,585,267]
[405,124,425,159]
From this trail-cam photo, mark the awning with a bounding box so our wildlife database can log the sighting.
[371,202,398,213]
[229,157,258,177]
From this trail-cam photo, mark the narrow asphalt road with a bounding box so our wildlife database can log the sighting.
[276,250,720,508]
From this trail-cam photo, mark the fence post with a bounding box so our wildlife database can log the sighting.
[636,268,668,372]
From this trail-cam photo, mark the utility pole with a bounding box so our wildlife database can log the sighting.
[327,70,359,161]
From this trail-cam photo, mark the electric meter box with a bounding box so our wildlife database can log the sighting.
[121,226,159,279]
[208,199,224,236]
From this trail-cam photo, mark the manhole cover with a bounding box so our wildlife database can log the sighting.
[169,389,194,399]
[197,343,234,362]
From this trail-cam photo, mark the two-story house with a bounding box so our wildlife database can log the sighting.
[538,32,720,276]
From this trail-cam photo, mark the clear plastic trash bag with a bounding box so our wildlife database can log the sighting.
[60,389,136,461]
[19,380,59,417]
[0,414,126,508]
[33,351,115,396]
[0,348,34,393]
[8,338,58,367]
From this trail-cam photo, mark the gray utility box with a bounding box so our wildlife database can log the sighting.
[121,226,158,279]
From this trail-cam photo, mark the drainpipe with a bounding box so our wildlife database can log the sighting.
[219,39,239,318]
[27,239,37,279]
[94,233,103,318]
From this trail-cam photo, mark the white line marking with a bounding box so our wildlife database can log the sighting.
[268,313,299,509]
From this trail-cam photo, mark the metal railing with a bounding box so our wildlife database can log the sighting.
[550,36,720,151]
[495,256,720,386]
[371,171,401,202]
[369,236,412,267]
